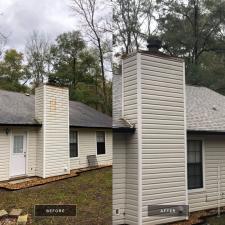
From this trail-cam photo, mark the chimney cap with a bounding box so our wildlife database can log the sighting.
[147,37,162,53]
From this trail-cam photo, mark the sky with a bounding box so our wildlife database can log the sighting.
[0,0,78,52]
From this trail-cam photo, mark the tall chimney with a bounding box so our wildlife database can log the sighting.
[35,85,70,178]
[113,48,187,225]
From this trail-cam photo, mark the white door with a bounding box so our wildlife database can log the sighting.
[10,134,26,177]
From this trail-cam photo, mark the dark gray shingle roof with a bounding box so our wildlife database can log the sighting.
[186,85,225,132]
[0,89,112,128]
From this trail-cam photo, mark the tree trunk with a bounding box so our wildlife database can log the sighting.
[97,37,107,113]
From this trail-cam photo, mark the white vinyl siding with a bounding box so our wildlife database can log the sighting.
[113,133,126,225]
[27,129,38,176]
[70,128,112,169]
[140,53,187,225]
[35,86,44,177]
[188,134,225,212]
[123,54,139,225]
[112,54,139,225]
[0,128,10,181]
[44,85,70,177]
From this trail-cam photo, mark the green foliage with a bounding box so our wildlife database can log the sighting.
[49,31,112,114]
[50,31,88,87]
[0,49,27,92]
[157,0,225,89]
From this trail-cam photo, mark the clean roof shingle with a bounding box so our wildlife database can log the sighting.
[0,89,112,128]
[186,85,225,132]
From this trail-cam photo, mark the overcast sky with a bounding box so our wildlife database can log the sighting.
[0,0,77,52]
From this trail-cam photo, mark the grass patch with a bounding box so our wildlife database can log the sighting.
[0,167,112,225]
[206,214,225,225]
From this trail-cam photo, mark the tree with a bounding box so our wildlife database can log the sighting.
[157,0,225,87]
[25,31,51,87]
[49,31,110,112]
[49,31,86,88]
[113,0,157,54]
[71,0,112,113]
[0,49,27,92]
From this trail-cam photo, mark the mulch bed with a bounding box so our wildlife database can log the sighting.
[170,207,225,225]
[0,165,111,191]
[0,217,17,225]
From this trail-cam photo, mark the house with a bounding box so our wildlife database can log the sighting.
[0,85,112,181]
[112,49,225,225]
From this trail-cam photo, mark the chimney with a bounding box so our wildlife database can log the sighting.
[35,84,70,178]
[146,37,162,53]
[113,47,187,224]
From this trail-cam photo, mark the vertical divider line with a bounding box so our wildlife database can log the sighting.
[137,53,142,225]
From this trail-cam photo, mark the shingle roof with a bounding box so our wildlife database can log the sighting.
[1,86,225,132]
[0,89,112,128]
[186,85,225,132]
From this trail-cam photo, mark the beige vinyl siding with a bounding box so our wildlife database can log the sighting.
[112,72,126,225]
[35,86,44,177]
[70,129,112,169]
[44,85,70,177]
[112,133,126,225]
[27,129,38,176]
[36,128,43,177]
[188,134,225,212]
[123,54,139,225]
[125,133,139,225]
[112,74,122,126]
[35,86,44,123]
[140,53,187,225]
[0,128,10,181]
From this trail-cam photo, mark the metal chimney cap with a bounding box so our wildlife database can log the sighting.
[147,37,162,53]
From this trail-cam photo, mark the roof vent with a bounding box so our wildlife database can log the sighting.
[147,37,162,53]
[212,105,217,111]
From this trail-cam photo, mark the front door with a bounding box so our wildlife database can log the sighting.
[10,133,26,177]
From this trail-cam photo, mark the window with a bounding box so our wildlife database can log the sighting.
[70,131,78,158]
[187,140,203,190]
[13,136,24,153]
[96,131,105,155]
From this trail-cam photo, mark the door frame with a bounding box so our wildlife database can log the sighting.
[10,131,28,178]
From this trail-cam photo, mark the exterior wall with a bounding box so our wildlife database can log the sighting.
[35,85,70,178]
[25,128,38,176]
[113,52,187,225]
[140,53,187,225]
[0,128,10,181]
[70,128,112,169]
[35,86,44,177]
[188,134,225,212]
[123,54,139,225]
[112,74,122,126]
[44,85,70,178]
[0,125,111,182]
[0,127,39,181]
[113,133,126,225]
[112,72,126,225]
